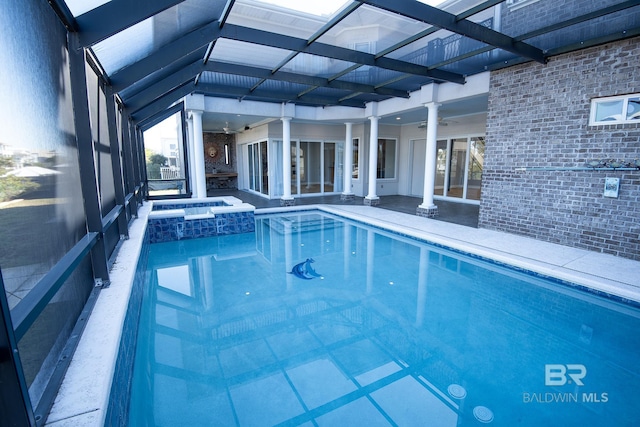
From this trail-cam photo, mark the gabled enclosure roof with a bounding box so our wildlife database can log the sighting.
[52,0,640,125]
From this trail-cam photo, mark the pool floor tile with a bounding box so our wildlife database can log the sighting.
[229,372,305,427]
[307,317,360,346]
[315,397,392,426]
[218,339,276,379]
[370,375,459,426]
[147,375,235,426]
[286,358,357,410]
[330,338,393,381]
[266,328,322,360]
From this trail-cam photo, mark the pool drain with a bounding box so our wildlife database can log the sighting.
[473,406,494,423]
[447,384,467,399]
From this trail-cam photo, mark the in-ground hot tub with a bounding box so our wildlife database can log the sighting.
[147,196,255,243]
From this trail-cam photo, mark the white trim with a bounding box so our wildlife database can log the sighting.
[505,0,541,11]
[377,137,399,180]
[589,93,640,126]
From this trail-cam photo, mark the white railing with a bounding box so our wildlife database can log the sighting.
[160,167,181,180]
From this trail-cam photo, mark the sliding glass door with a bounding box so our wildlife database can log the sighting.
[410,136,484,202]
[299,141,320,194]
[246,140,344,198]
[447,138,468,199]
[466,137,485,200]
[247,141,268,196]
[295,141,344,196]
[434,140,447,196]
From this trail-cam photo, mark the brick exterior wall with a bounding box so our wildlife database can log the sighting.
[479,37,640,261]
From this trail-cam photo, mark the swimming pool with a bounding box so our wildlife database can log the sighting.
[120,210,639,426]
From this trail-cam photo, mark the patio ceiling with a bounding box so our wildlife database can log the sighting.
[52,0,640,128]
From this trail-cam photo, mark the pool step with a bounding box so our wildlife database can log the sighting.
[267,214,344,234]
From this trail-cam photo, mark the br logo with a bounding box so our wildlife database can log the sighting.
[545,364,587,386]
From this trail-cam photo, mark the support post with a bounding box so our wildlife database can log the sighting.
[69,34,110,283]
[190,110,207,198]
[417,102,441,218]
[281,117,295,206]
[120,111,139,218]
[186,114,197,198]
[364,116,380,206]
[105,86,129,238]
[341,122,355,201]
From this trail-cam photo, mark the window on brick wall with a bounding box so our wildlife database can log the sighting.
[589,94,640,125]
[505,0,541,10]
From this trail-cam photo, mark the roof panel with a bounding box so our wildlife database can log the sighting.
[338,66,411,88]
[381,74,427,92]
[210,38,293,69]
[253,0,351,17]
[520,7,640,52]
[65,0,110,17]
[499,0,633,40]
[256,79,312,98]
[91,0,220,75]
[316,4,434,54]
[307,86,353,99]
[63,0,640,117]
[384,17,493,68]
[119,52,203,100]
[440,49,506,75]
[198,71,263,88]
[92,18,155,75]
[279,52,356,78]
[226,0,329,39]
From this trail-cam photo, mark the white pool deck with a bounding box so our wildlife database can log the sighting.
[45,201,640,426]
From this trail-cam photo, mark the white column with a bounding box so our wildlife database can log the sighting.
[342,122,354,199]
[186,115,197,197]
[190,110,207,199]
[418,102,441,216]
[281,117,294,205]
[365,116,380,205]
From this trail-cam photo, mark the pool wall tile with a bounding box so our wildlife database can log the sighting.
[104,230,151,427]
[147,211,255,243]
[152,201,224,210]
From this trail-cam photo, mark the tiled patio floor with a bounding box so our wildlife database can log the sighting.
[207,189,480,228]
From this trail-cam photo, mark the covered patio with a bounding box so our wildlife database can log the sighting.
[208,189,481,227]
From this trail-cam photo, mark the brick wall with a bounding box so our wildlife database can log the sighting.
[203,132,235,173]
[479,37,640,260]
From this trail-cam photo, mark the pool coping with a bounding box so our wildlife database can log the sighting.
[45,201,640,426]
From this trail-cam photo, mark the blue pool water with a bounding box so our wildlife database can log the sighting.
[127,211,640,426]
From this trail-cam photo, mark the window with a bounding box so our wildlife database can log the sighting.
[377,138,396,179]
[505,0,541,10]
[143,112,188,197]
[352,138,359,179]
[590,94,640,125]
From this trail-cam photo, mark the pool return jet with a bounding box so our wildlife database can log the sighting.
[288,258,323,280]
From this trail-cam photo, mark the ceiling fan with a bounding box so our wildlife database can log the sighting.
[221,121,238,134]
